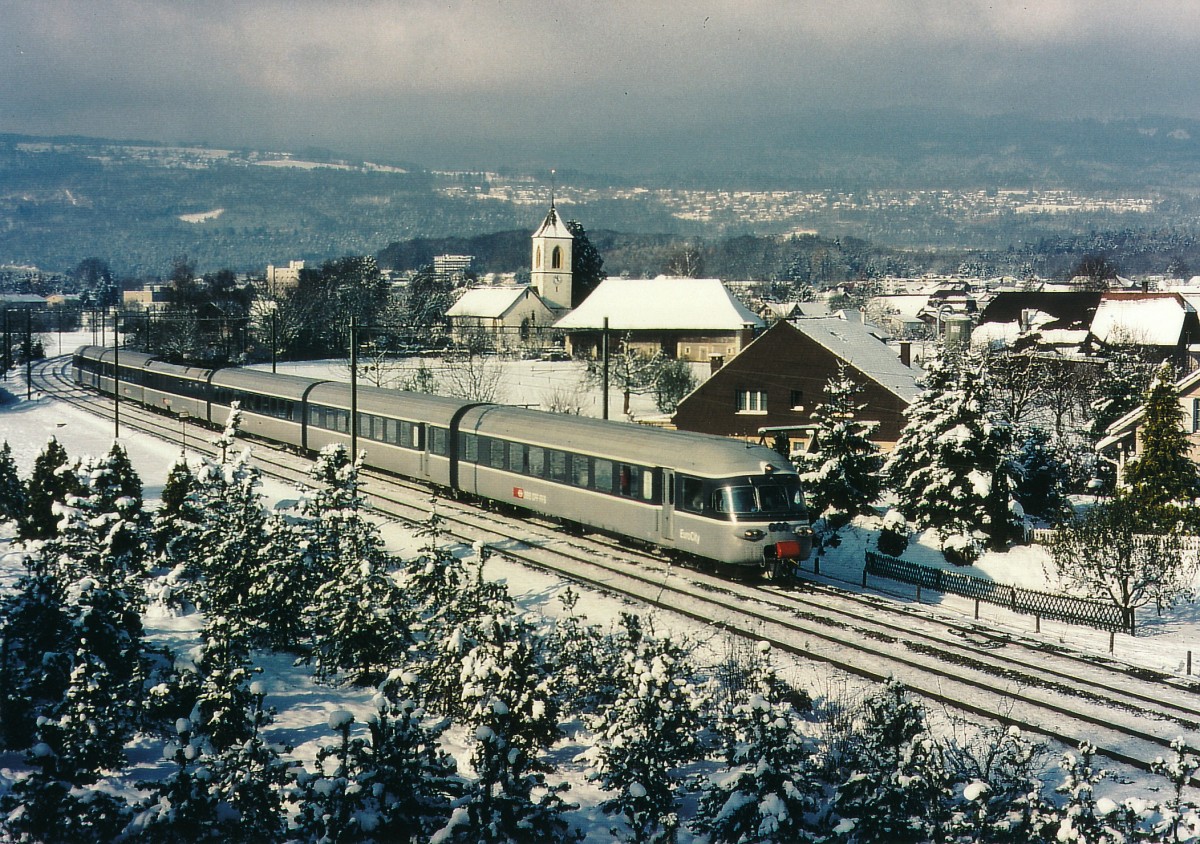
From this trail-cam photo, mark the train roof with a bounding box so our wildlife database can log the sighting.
[74,345,158,370]
[146,359,214,382]
[460,404,795,478]
[307,382,475,427]
[211,367,326,401]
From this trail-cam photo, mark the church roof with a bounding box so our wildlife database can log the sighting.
[447,286,546,319]
[532,204,573,240]
[552,277,765,331]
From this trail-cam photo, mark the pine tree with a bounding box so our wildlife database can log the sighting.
[152,453,204,560]
[0,743,131,844]
[591,617,708,844]
[797,364,883,530]
[1123,362,1200,513]
[437,614,580,843]
[0,572,72,749]
[884,347,1019,562]
[692,643,821,843]
[0,440,26,524]
[190,615,262,753]
[828,678,950,843]
[21,437,79,540]
[1011,428,1072,524]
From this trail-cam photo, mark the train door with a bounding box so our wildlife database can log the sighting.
[660,468,675,545]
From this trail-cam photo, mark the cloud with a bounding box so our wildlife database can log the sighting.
[3,0,1200,162]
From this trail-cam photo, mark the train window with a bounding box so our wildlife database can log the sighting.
[476,437,490,465]
[527,446,544,477]
[488,438,507,470]
[430,427,448,456]
[642,470,655,501]
[548,450,567,482]
[594,460,613,493]
[618,464,634,497]
[461,433,479,462]
[679,477,705,513]
[571,455,591,487]
[384,418,399,444]
[337,410,350,434]
[357,413,370,437]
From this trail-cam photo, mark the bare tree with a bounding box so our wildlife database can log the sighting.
[439,349,505,403]
[1048,497,1195,631]
[540,379,588,415]
[343,338,405,388]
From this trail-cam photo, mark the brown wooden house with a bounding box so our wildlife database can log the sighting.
[671,317,919,451]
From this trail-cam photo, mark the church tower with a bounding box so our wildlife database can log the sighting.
[531,200,573,313]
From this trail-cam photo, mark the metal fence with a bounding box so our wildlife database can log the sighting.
[863,551,1130,633]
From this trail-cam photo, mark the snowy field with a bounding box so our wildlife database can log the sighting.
[3,338,1199,836]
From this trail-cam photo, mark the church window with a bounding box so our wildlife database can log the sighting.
[551,246,563,269]
[535,246,542,269]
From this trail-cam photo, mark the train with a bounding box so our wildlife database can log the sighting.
[73,345,813,575]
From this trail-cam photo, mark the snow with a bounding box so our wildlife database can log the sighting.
[1090,294,1188,347]
[4,341,1200,837]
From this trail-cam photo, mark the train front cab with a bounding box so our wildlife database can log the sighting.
[668,468,813,574]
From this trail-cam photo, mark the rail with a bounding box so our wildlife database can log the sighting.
[864,550,1130,633]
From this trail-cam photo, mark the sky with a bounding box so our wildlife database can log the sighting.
[4,0,1200,169]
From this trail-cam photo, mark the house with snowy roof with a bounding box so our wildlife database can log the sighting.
[972,290,1101,355]
[445,285,556,351]
[671,316,920,452]
[1087,292,1200,365]
[552,276,764,362]
[1096,366,1200,485]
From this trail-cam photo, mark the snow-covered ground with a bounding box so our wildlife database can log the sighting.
[3,337,1197,836]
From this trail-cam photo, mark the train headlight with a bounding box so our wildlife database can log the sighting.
[741,529,766,541]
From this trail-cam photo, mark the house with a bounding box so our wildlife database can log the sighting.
[671,316,920,452]
[122,285,171,313]
[552,276,764,362]
[1087,292,1200,364]
[972,290,1101,355]
[445,286,556,350]
[1096,366,1200,484]
[264,260,305,296]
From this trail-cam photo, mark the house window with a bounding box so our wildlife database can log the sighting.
[790,390,805,411]
[736,389,767,413]
[1193,398,1200,434]
[551,246,563,269]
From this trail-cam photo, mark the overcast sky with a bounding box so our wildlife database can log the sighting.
[3,0,1199,168]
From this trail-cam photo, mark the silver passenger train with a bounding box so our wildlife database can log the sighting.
[73,345,813,575]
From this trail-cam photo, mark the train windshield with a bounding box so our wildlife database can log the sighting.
[714,476,807,518]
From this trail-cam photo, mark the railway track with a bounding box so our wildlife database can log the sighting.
[30,355,1200,778]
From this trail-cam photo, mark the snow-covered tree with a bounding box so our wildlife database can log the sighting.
[1123,362,1200,513]
[189,615,263,753]
[797,364,883,530]
[438,614,579,843]
[692,642,821,843]
[1053,742,1142,842]
[545,587,624,715]
[828,678,950,843]
[1149,738,1200,842]
[0,440,26,524]
[188,447,268,617]
[1049,495,1194,632]
[1010,428,1072,525]
[0,745,130,844]
[884,346,1019,562]
[152,453,205,564]
[21,437,78,540]
[0,572,72,749]
[591,616,709,844]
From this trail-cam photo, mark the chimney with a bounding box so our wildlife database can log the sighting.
[709,354,725,375]
[1142,278,1149,293]
[899,341,911,368]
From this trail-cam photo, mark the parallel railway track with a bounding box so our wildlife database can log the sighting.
[30,355,1200,778]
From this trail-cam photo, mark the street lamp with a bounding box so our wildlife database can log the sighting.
[179,409,190,454]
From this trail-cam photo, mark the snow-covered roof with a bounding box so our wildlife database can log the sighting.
[789,316,920,403]
[872,294,930,319]
[553,277,765,331]
[532,204,572,240]
[447,286,542,319]
[1090,293,1190,347]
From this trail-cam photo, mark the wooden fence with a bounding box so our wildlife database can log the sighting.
[863,551,1130,633]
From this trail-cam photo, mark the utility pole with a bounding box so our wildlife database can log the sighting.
[350,315,358,460]
[112,309,120,438]
[601,317,610,420]
[2,308,9,381]
[24,310,32,401]
[271,311,277,374]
